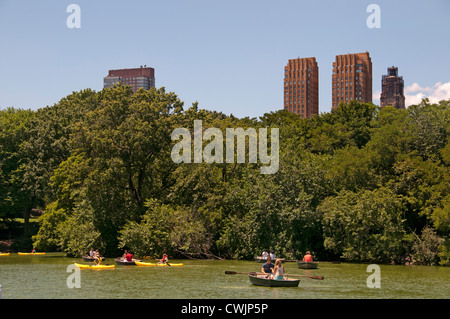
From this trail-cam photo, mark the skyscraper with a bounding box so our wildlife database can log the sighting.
[284,57,319,118]
[332,52,372,110]
[103,66,155,93]
[380,66,405,109]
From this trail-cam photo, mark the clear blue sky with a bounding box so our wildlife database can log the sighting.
[0,0,449,118]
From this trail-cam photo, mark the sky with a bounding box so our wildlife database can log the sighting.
[0,0,449,118]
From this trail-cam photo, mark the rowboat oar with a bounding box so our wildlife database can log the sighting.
[225,271,324,280]
[225,271,261,275]
[284,273,324,280]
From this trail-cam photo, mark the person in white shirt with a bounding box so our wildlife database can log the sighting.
[261,250,268,259]
[269,250,276,260]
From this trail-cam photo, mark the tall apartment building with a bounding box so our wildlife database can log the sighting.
[332,52,372,110]
[103,66,155,93]
[380,66,405,109]
[284,57,319,118]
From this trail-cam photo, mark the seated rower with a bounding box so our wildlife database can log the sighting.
[273,259,285,280]
[261,250,268,260]
[121,250,129,261]
[125,251,133,262]
[261,255,274,279]
[303,251,313,263]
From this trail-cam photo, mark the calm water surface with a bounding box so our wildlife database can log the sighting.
[0,253,448,299]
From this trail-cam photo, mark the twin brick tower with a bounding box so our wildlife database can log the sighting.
[284,52,405,118]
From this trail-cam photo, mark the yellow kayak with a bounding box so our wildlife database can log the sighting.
[18,252,46,255]
[74,263,115,270]
[0,253,11,256]
[135,261,183,267]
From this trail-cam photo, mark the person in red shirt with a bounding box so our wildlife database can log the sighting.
[303,251,313,263]
[125,252,133,262]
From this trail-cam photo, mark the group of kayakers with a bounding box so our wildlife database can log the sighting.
[90,248,170,265]
[260,251,314,280]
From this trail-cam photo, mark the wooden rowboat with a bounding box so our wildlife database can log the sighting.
[297,261,318,269]
[254,257,286,263]
[114,257,139,265]
[248,274,300,287]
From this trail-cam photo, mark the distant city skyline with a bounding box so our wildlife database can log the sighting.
[0,1,449,118]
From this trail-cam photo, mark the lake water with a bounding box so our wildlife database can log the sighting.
[0,253,448,299]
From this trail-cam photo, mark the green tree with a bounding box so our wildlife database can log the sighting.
[33,85,185,256]
[411,227,445,265]
[118,199,172,258]
[0,107,35,247]
[320,187,406,263]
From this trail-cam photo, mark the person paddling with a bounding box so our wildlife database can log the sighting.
[93,250,102,265]
[159,253,169,264]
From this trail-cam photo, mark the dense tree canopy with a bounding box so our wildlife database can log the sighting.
[1,85,449,265]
